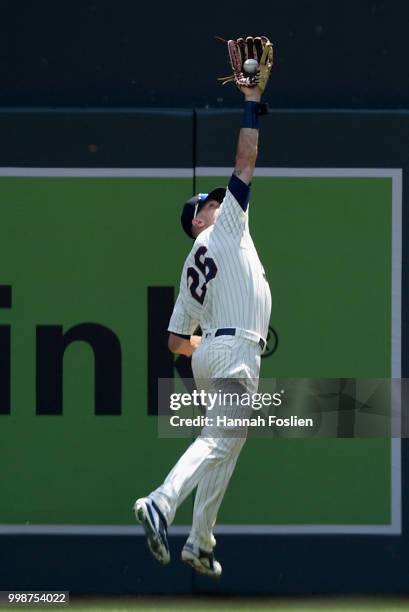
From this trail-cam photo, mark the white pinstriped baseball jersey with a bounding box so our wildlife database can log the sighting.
[168,177,271,342]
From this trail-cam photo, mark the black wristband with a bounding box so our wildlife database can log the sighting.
[242,101,269,129]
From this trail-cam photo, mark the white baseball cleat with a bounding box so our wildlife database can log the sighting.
[181,542,222,578]
[134,497,170,565]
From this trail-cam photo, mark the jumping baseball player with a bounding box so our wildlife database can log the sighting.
[135,36,273,578]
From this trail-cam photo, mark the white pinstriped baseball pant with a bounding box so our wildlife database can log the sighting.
[150,334,261,552]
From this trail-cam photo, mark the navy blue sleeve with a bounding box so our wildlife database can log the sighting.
[228,174,251,211]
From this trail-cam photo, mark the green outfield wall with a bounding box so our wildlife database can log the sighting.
[0,170,397,529]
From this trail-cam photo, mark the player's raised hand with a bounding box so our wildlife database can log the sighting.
[217,35,274,95]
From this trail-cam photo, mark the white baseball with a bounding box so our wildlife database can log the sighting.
[243,58,259,74]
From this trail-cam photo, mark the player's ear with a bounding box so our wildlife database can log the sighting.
[192,217,205,231]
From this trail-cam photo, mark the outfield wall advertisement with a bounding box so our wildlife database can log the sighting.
[0,168,401,534]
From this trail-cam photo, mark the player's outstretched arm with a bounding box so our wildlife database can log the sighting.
[222,36,273,188]
[233,86,262,186]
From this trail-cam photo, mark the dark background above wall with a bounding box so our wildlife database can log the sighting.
[0,0,408,109]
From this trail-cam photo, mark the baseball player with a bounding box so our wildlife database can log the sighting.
[135,36,273,578]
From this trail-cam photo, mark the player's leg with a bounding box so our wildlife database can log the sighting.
[134,338,211,561]
[182,340,260,576]
[134,436,220,564]
[135,432,237,568]
[144,340,249,527]
[188,436,245,548]
[181,435,246,577]
[147,435,220,525]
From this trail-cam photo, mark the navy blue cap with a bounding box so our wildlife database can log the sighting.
[180,188,226,238]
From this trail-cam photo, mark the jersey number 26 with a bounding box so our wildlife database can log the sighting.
[187,246,218,304]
